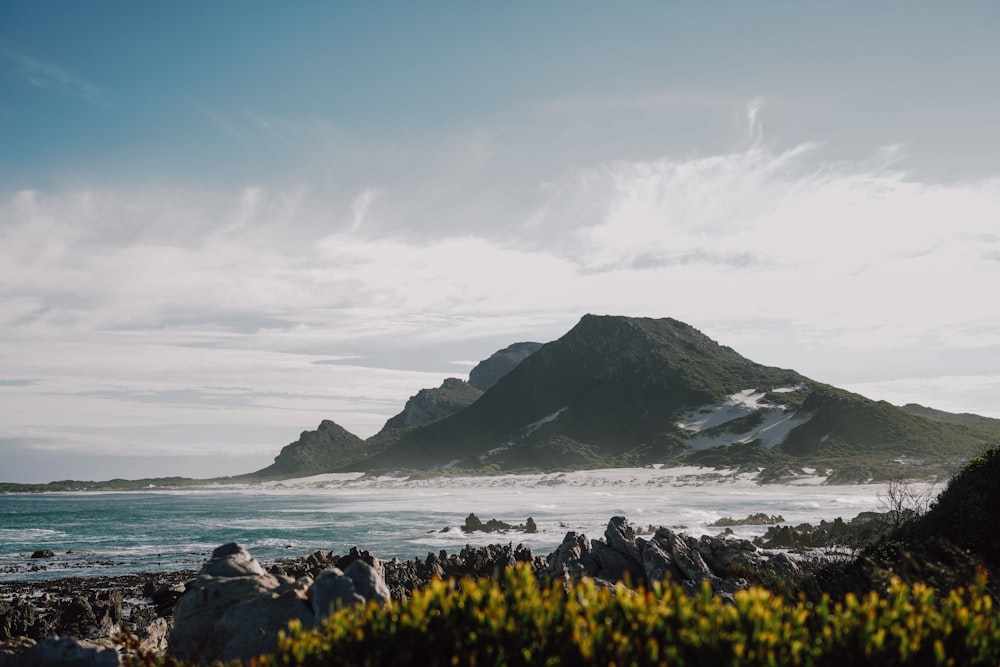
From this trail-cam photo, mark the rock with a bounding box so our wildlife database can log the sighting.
[710,513,784,527]
[29,550,55,559]
[137,617,171,654]
[17,636,120,667]
[696,535,759,575]
[462,513,515,533]
[592,517,645,584]
[310,568,365,615]
[0,637,37,667]
[55,596,99,639]
[461,514,539,534]
[309,561,390,619]
[0,597,38,640]
[604,516,639,557]
[146,581,188,617]
[168,543,308,664]
[669,533,714,582]
[590,541,643,585]
[334,547,385,582]
[765,552,800,578]
[169,542,392,664]
[201,542,268,577]
[547,531,595,579]
[640,538,678,586]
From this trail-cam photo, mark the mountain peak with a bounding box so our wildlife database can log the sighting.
[362,315,808,471]
[468,341,543,391]
[251,420,367,479]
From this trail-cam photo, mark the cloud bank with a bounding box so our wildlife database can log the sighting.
[2,117,999,481]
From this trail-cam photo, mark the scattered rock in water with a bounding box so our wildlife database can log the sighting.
[710,512,785,527]
[29,550,55,559]
[461,513,539,533]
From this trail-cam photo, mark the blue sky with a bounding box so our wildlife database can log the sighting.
[2,2,999,482]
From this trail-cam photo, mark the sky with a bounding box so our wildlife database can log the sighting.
[2,2,999,483]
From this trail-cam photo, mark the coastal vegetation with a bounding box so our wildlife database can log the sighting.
[262,569,998,667]
[120,566,999,666]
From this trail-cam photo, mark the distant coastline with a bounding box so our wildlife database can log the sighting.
[0,462,939,494]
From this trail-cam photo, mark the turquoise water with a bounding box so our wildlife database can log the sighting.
[0,480,887,582]
[0,490,472,581]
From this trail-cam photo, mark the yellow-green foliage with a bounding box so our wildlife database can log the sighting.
[257,564,1000,667]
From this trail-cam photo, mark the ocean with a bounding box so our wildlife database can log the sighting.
[0,467,910,583]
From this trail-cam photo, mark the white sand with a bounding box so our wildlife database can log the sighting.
[252,464,834,491]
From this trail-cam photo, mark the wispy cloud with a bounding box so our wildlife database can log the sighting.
[190,99,245,143]
[4,52,104,103]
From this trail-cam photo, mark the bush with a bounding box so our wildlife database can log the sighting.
[918,446,1000,570]
[255,565,999,667]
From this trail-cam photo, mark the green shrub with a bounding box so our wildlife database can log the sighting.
[255,565,999,667]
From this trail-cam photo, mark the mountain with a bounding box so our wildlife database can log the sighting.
[377,378,483,435]
[377,343,543,436]
[900,403,1000,439]
[358,315,810,471]
[249,342,541,479]
[249,314,996,480]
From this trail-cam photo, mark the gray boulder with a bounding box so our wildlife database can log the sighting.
[310,561,390,619]
[604,516,639,556]
[696,534,759,575]
[169,542,392,665]
[547,531,595,579]
[765,551,800,578]
[658,530,713,582]
[168,543,312,664]
[17,636,120,667]
[590,541,643,585]
[591,517,645,584]
[640,537,678,586]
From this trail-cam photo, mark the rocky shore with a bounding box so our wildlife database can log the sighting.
[0,515,814,665]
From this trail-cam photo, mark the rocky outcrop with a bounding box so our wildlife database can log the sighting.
[710,512,784,527]
[310,561,390,617]
[548,516,791,599]
[168,542,391,665]
[460,513,537,533]
[379,378,483,434]
[168,543,309,663]
[468,342,543,391]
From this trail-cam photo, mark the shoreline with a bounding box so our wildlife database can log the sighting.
[0,461,945,494]
[0,513,834,657]
[0,467,931,585]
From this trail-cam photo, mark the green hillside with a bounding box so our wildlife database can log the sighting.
[237,314,995,481]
